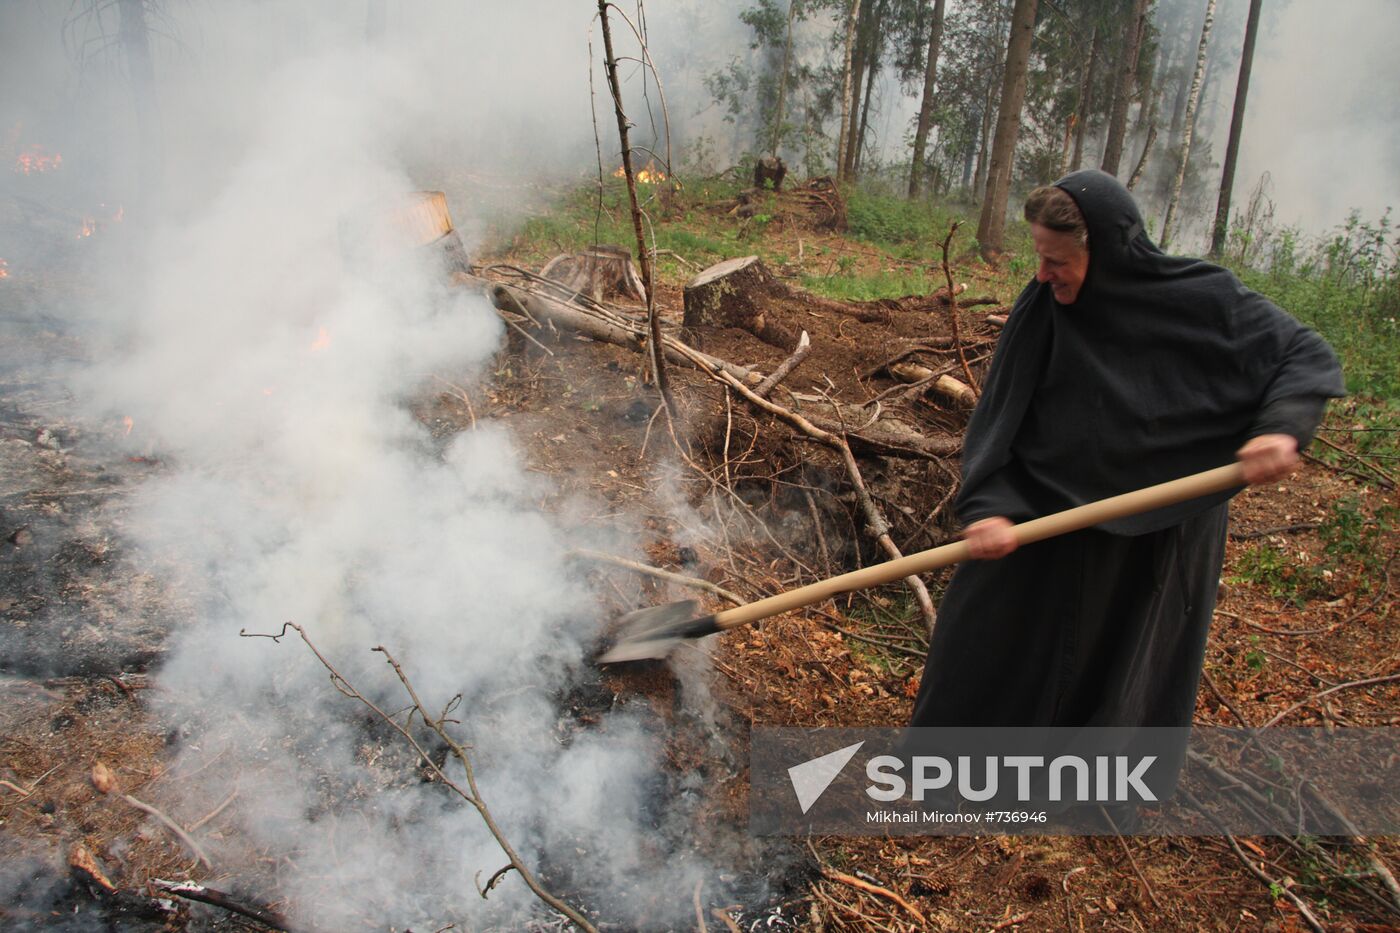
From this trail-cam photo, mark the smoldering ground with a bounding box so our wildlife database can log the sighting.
[0,2,804,929]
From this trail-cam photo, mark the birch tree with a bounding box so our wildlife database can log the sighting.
[1160,0,1216,250]
[835,0,862,177]
[769,0,800,154]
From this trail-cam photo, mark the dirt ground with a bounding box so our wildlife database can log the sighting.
[2,195,1398,932]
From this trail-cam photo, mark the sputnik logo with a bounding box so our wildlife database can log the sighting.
[787,741,864,814]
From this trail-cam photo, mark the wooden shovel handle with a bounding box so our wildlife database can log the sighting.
[712,463,1246,632]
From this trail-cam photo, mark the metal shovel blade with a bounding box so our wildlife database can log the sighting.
[597,600,722,663]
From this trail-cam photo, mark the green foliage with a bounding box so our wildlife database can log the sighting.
[1244,645,1267,672]
[1231,544,1328,607]
[1230,210,1400,399]
[801,268,940,302]
[843,584,935,676]
[1230,495,1395,606]
[846,190,942,243]
[1317,495,1398,593]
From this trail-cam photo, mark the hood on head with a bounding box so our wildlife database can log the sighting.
[1053,169,1152,266]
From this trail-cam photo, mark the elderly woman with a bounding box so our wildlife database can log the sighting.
[909,171,1344,746]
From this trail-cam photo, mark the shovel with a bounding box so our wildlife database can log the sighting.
[598,462,1246,663]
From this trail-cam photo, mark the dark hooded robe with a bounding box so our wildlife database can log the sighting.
[909,171,1344,743]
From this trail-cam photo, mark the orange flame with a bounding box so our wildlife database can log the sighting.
[122,416,134,436]
[613,160,667,184]
[0,259,8,280]
[77,217,96,238]
[14,145,61,174]
[310,327,331,352]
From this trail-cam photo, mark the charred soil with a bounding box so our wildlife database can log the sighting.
[2,181,1397,932]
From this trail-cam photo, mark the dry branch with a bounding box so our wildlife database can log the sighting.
[596,0,674,416]
[474,276,763,387]
[754,330,812,397]
[1180,791,1326,933]
[151,880,308,933]
[121,793,212,870]
[888,362,977,406]
[472,275,958,461]
[820,868,926,926]
[938,222,979,395]
[241,624,598,933]
[667,340,939,632]
[567,548,743,605]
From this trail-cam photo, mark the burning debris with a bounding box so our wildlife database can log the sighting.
[613,160,667,184]
[0,259,9,279]
[14,145,62,175]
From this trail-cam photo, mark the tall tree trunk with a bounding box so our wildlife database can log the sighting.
[853,53,878,176]
[597,0,674,415]
[976,0,1039,259]
[1070,24,1101,173]
[1160,0,1216,250]
[1211,0,1263,258]
[907,0,948,198]
[841,6,871,181]
[1100,0,1152,177]
[844,6,880,181]
[972,97,991,198]
[1126,116,1157,191]
[117,0,161,211]
[770,0,800,155]
[1126,48,1163,191]
[835,0,862,178]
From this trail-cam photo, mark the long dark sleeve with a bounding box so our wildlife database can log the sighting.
[1248,395,1330,449]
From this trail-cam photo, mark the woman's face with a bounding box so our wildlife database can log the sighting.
[1031,223,1090,305]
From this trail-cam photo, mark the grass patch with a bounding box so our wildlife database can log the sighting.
[1229,495,1396,605]
[800,268,943,302]
[842,585,935,677]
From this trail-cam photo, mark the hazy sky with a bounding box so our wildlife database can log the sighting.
[2,0,1396,245]
[1239,0,1400,234]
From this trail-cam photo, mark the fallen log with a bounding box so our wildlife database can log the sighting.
[462,274,959,461]
[888,362,977,406]
[461,274,764,387]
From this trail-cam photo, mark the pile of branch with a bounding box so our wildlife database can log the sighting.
[726,175,847,232]
[461,269,960,463]
[458,264,972,631]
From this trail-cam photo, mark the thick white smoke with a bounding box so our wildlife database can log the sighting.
[31,3,747,928]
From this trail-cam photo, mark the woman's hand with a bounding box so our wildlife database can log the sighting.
[1236,433,1300,485]
[965,517,1018,559]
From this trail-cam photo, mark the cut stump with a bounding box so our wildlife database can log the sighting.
[540,246,647,304]
[682,256,800,351]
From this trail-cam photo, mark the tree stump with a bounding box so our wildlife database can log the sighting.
[682,256,800,351]
[539,246,646,304]
[338,190,469,277]
[754,154,787,191]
